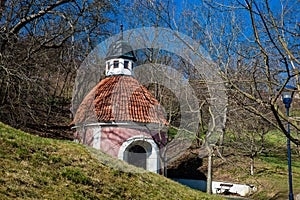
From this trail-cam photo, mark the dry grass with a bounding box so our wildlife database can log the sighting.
[0,122,224,200]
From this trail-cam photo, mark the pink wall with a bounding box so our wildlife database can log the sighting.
[74,125,167,159]
[74,128,94,146]
[75,126,154,157]
[100,127,151,157]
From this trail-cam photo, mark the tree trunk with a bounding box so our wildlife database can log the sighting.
[250,157,254,175]
[219,131,224,154]
[207,152,213,194]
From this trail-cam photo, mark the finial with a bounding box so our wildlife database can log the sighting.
[120,24,123,40]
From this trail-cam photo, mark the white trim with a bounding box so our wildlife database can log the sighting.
[72,122,163,130]
[118,135,160,173]
[72,122,131,129]
[92,126,101,149]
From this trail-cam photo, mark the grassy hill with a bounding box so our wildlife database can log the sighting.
[0,122,223,200]
[207,131,300,200]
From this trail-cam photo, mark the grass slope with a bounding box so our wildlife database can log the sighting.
[0,122,223,200]
[210,131,300,200]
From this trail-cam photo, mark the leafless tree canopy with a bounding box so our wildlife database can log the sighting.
[120,0,299,145]
[0,0,116,138]
[0,0,299,145]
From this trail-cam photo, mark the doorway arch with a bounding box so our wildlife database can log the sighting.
[118,136,160,173]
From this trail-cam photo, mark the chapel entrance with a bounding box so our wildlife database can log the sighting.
[127,144,147,169]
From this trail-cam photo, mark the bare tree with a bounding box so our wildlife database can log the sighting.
[226,101,273,175]
[0,0,116,137]
[179,0,300,144]
[122,1,300,194]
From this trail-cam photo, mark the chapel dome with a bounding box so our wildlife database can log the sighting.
[73,28,167,126]
[73,75,168,125]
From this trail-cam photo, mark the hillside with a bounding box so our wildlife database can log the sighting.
[0,122,223,200]
[202,131,300,200]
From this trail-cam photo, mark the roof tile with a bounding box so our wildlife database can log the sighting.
[73,76,168,125]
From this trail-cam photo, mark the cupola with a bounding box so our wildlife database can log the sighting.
[105,25,137,76]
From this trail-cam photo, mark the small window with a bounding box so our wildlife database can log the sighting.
[114,61,119,68]
[124,61,129,69]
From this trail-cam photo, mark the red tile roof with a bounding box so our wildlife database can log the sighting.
[73,76,168,125]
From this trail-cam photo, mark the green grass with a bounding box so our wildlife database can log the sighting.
[257,154,300,198]
[212,130,300,200]
[0,122,223,200]
[212,152,300,200]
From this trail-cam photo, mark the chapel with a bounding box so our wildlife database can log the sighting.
[72,31,168,173]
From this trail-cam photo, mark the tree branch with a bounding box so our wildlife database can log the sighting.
[9,0,71,34]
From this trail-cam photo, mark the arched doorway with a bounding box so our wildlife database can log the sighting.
[119,136,160,173]
[127,144,147,169]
